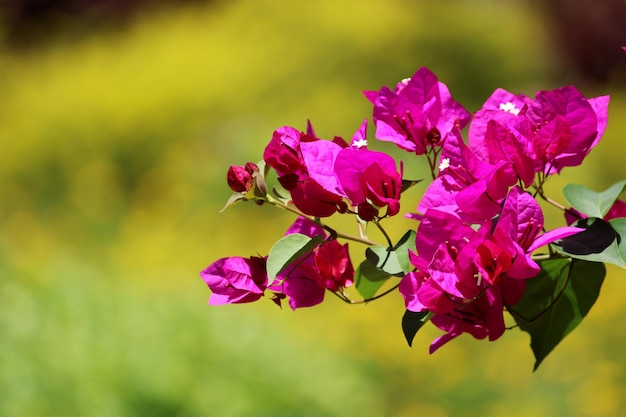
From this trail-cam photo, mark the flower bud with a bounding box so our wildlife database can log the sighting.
[227,162,259,193]
[357,202,379,222]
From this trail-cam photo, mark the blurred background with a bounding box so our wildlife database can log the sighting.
[1,0,626,416]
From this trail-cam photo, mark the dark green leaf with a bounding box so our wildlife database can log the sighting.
[252,160,268,197]
[563,180,626,218]
[553,218,625,268]
[609,218,626,262]
[511,258,605,371]
[266,233,324,285]
[402,310,432,347]
[555,217,617,255]
[354,260,392,300]
[401,178,422,193]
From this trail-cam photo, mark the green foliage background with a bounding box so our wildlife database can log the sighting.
[1,0,626,415]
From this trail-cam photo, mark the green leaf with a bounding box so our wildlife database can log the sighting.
[553,218,625,268]
[563,180,626,218]
[252,160,268,198]
[401,178,422,193]
[365,230,416,276]
[609,218,626,262]
[271,186,291,204]
[511,258,605,371]
[266,233,324,285]
[354,260,392,300]
[402,310,433,347]
[220,191,247,212]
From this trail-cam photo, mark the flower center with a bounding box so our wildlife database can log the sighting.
[499,102,520,115]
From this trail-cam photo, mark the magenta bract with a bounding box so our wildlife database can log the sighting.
[226,162,259,193]
[264,125,347,217]
[206,65,617,365]
[365,66,470,154]
[469,86,609,178]
[334,126,402,219]
[200,256,268,305]
[269,217,355,310]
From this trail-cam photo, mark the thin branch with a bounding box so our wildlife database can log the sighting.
[265,196,380,246]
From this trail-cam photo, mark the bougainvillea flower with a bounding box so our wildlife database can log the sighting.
[417,127,518,222]
[263,126,310,178]
[399,208,515,351]
[314,239,355,292]
[492,186,582,279]
[482,119,536,187]
[469,86,609,176]
[300,139,344,193]
[269,217,355,309]
[334,120,403,220]
[364,66,470,154]
[428,286,506,353]
[401,185,583,353]
[200,256,268,305]
[290,179,347,218]
[400,208,484,313]
[263,125,348,217]
[271,257,327,309]
[399,264,457,313]
[529,87,609,172]
[227,162,259,193]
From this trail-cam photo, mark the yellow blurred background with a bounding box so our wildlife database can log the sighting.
[1,0,626,416]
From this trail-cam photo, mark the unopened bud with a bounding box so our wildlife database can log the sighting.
[357,202,379,222]
[227,163,259,193]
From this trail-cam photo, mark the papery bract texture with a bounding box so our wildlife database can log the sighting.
[263,126,309,177]
[365,67,470,154]
[227,162,259,193]
[314,240,355,292]
[263,125,347,217]
[469,86,610,177]
[269,217,355,309]
[201,256,268,305]
[418,127,517,223]
[334,121,402,220]
[429,286,506,353]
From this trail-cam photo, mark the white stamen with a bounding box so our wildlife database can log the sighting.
[439,157,450,172]
[476,273,483,287]
[352,138,368,149]
[499,102,520,115]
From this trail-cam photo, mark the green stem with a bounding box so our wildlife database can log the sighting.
[505,263,572,330]
[373,219,393,247]
[333,282,401,305]
[534,189,567,212]
[265,195,380,246]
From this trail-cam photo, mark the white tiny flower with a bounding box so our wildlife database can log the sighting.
[352,138,368,149]
[499,101,520,115]
[476,272,483,287]
[439,157,450,172]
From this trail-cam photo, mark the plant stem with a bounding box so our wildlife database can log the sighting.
[265,196,380,246]
[333,282,401,305]
[373,219,393,247]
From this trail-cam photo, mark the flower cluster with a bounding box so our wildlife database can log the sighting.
[201,66,625,369]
